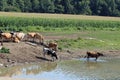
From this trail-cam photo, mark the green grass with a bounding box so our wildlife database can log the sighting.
[0,12,120,32]
[0,47,10,53]
[56,31,120,50]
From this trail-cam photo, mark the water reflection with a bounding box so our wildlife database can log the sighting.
[0,58,120,80]
[0,62,57,77]
[85,61,101,70]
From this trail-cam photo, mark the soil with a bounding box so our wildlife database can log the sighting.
[0,35,120,67]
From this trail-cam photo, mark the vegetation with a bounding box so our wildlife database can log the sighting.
[0,47,10,53]
[56,31,120,50]
[0,12,120,32]
[0,0,120,17]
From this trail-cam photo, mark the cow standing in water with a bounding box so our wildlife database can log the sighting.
[85,51,104,61]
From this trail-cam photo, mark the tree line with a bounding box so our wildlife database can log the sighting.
[0,0,120,17]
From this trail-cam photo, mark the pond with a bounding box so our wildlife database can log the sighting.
[0,58,120,80]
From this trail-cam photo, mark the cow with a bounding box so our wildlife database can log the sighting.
[43,47,58,61]
[34,33,44,44]
[13,37,20,43]
[25,32,36,42]
[0,32,22,43]
[48,42,58,51]
[14,32,26,41]
[84,51,104,61]
[0,32,14,42]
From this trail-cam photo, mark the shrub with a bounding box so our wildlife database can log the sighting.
[0,47,10,53]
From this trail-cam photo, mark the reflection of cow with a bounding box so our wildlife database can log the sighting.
[85,51,104,61]
[48,42,58,51]
[43,47,58,61]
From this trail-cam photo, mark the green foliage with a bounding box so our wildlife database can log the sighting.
[0,16,120,32]
[0,47,10,53]
[4,6,21,12]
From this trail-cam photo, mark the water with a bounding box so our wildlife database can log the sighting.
[0,58,120,80]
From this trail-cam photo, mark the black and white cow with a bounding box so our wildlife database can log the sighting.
[43,47,58,61]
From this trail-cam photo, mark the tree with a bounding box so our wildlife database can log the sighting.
[54,0,64,13]
[90,0,103,15]
[31,0,39,12]
[7,0,16,6]
[23,0,32,12]
[62,0,74,14]
[79,0,91,15]
[16,0,24,12]
[0,0,7,11]
[39,0,55,13]
[6,0,20,12]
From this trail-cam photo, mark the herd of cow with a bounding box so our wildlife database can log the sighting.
[0,30,59,61]
[0,30,104,61]
[0,31,44,44]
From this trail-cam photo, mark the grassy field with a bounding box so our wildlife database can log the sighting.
[0,12,120,21]
[0,12,120,32]
[0,12,120,50]
[51,31,120,50]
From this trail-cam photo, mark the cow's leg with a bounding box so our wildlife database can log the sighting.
[52,57,54,62]
[87,56,89,61]
[95,57,98,61]
[50,54,54,62]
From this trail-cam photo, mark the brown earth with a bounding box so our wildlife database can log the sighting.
[0,35,120,67]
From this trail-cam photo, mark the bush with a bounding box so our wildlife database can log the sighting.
[4,6,21,12]
[0,47,10,53]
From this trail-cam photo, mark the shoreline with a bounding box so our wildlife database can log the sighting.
[0,49,120,67]
[0,42,120,67]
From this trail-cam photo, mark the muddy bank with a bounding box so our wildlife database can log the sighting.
[0,42,120,67]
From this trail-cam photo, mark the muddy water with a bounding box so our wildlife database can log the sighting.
[0,58,120,80]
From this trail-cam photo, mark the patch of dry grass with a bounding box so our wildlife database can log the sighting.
[0,12,120,21]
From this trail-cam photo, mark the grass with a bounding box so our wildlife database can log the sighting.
[0,12,120,21]
[0,47,10,53]
[0,12,120,32]
[54,31,120,50]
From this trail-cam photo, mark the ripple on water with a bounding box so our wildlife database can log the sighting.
[79,58,107,62]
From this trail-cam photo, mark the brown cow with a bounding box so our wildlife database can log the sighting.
[26,32,36,42]
[34,33,44,44]
[85,51,104,61]
[1,32,14,42]
[48,42,58,51]
[0,32,21,43]
[13,37,20,43]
